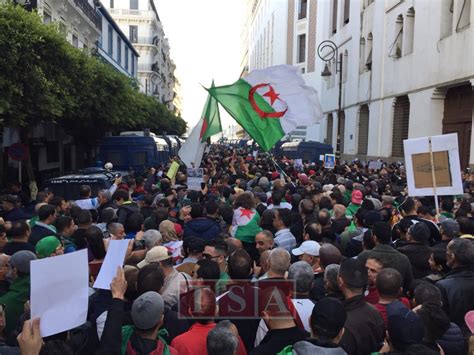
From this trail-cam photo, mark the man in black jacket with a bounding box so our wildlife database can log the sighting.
[436,238,474,337]
[338,258,385,355]
[29,204,58,246]
[114,189,139,227]
[398,222,432,279]
[357,222,414,292]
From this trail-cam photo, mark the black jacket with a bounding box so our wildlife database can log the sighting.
[397,242,431,279]
[339,295,385,355]
[436,266,474,337]
[117,202,140,226]
[183,217,221,241]
[29,224,58,246]
[358,244,414,291]
[250,326,309,355]
[438,322,466,355]
[400,216,440,246]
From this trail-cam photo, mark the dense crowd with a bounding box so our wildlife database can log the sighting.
[0,143,474,355]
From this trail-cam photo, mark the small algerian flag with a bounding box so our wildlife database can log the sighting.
[231,207,262,243]
[179,81,221,168]
[207,65,323,151]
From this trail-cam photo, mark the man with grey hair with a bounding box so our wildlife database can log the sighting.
[143,229,162,250]
[96,207,116,234]
[267,247,290,279]
[436,238,474,336]
[107,222,125,240]
[288,261,314,298]
[324,264,343,300]
[207,321,239,355]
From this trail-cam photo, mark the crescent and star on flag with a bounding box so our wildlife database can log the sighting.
[249,83,288,119]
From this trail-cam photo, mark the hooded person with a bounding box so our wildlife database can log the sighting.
[121,291,178,355]
[35,236,64,258]
[182,203,221,242]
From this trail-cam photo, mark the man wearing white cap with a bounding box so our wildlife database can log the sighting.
[291,240,321,273]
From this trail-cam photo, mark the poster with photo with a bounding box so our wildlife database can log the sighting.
[187,168,204,190]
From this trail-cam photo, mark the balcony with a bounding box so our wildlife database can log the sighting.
[108,8,158,22]
[72,0,101,30]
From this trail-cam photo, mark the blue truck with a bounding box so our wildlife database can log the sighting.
[98,131,171,173]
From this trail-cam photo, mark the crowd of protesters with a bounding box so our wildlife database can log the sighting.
[0,142,473,355]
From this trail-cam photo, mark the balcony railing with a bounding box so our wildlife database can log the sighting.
[73,0,101,29]
[108,8,158,22]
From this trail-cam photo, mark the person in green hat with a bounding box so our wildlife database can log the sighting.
[35,236,64,259]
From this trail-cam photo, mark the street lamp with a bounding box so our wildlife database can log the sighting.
[317,40,343,161]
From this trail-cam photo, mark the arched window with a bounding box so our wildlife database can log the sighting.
[456,0,471,30]
[359,38,366,73]
[390,15,403,58]
[366,33,373,70]
[358,105,369,155]
[440,0,453,38]
[392,95,410,157]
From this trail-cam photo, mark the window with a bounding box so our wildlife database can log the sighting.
[342,51,348,82]
[83,43,88,53]
[366,33,373,70]
[456,0,471,30]
[117,37,121,64]
[359,38,366,73]
[131,57,135,76]
[390,15,403,58]
[327,114,334,146]
[43,9,52,24]
[72,33,78,48]
[297,34,306,63]
[59,18,67,37]
[358,105,369,155]
[405,8,415,55]
[125,47,129,70]
[331,0,338,34]
[107,25,114,55]
[110,0,114,8]
[440,0,454,38]
[298,0,307,20]
[392,95,410,157]
[130,0,138,10]
[129,25,138,43]
[344,0,350,24]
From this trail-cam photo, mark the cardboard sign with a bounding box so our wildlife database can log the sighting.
[368,161,383,170]
[166,161,180,180]
[403,133,463,196]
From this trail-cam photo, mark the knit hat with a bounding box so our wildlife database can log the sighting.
[387,301,424,351]
[310,297,347,338]
[440,218,460,238]
[131,291,164,330]
[35,236,61,258]
[10,250,37,274]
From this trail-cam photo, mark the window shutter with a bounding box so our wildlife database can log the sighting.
[358,105,369,155]
[327,114,334,147]
[392,95,410,157]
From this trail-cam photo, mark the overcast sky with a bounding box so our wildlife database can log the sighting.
[155,0,246,131]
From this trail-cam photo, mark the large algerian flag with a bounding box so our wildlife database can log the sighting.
[231,207,262,243]
[179,82,221,168]
[207,65,323,151]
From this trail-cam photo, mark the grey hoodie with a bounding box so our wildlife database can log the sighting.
[292,340,347,355]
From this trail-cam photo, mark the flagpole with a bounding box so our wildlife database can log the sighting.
[271,156,296,188]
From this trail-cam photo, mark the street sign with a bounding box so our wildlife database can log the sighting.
[8,143,29,161]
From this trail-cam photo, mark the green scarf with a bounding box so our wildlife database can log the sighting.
[121,325,170,355]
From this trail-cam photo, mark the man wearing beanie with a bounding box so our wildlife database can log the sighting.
[0,250,36,336]
[292,297,347,354]
[35,236,64,258]
[397,223,432,279]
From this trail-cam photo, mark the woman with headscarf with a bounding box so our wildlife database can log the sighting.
[159,220,183,263]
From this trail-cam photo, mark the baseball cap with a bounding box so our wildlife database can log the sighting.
[387,301,424,351]
[137,246,171,269]
[10,250,37,274]
[35,236,61,258]
[352,190,363,204]
[440,218,460,238]
[298,174,309,185]
[310,297,346,338]
[131,291,165,330]
[292,241,321,257]
[465,310,474,334]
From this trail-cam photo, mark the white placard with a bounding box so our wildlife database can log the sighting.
[403,133,463,196]
[368,161,383,170]
[31,249,89,337]
[294,159,303,168]
[187,168,204,191]
[319,155,324,161]
[93,240,129,290]
[291,298,315,333]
